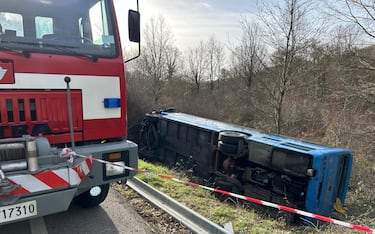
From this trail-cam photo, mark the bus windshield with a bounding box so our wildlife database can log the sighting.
[0,0,118,58]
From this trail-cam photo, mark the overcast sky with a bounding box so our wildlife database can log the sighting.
[117,1,374,54]
[131,0,256,51]
[140,0,252,49]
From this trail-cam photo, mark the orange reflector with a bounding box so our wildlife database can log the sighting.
[109,152,122,160]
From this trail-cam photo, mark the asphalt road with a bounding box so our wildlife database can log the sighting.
[0,187,156,234]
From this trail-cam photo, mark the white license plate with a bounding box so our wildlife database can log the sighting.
[0,200,37,223]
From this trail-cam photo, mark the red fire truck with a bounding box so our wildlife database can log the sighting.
[0,0,140,224]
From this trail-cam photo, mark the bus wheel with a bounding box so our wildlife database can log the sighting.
[218,131,248,145]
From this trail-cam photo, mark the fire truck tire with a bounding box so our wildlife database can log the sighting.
[74,183,110,208]
[218,131,248,145]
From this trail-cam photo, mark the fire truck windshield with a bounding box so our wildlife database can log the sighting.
[0,0,118,58]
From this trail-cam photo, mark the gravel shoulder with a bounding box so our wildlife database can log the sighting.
[113,184,192,234]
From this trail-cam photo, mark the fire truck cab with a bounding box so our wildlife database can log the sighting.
[0,0,139,224]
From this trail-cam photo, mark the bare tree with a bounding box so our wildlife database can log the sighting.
[165,46,181,81]
[329,25,362,54]
[322,1,375,106]
[323,0,375,73]
[232,18,266,89]
[257,0,320,134]
[324,0,375,39]
[187,41,207,94]
[206,35,225,92]
[138,15,178,104]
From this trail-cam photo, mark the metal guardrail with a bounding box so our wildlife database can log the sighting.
[127,177,233,234]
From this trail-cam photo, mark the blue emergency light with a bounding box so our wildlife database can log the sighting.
[103,98,121,108]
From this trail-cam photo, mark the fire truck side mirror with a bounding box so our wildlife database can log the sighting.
[128,10,140,43]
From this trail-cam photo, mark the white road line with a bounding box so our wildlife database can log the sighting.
[29,217,48,234]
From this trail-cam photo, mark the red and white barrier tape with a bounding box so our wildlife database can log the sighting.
[61,148,375,233]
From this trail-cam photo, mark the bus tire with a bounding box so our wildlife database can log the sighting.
[218,131,248,145]
[218,141,239,154]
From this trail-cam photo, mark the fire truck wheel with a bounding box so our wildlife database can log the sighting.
[74,183,110,208]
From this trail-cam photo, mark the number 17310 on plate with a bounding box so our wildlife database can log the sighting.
[0,200,37,224]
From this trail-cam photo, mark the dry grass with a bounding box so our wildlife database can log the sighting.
[117,160,373,234]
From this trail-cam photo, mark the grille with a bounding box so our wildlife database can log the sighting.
[0,91,83,138]
[1,98,37,123]
[0,142,26,161]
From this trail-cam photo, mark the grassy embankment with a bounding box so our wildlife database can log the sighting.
[116,160,369,234]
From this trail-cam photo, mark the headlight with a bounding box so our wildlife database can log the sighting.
[105,161,126,176]
[102,151,129,181]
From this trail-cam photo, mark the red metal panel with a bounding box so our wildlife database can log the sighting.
[0,100,4,123]
[46,132,83,145]
[0,91,83,140]
[0,60,15,84]
[0,51,127,140]
[2,54,124,77]
[83,118,125,141]
[0,53,128,142]
[12,98,20,123]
